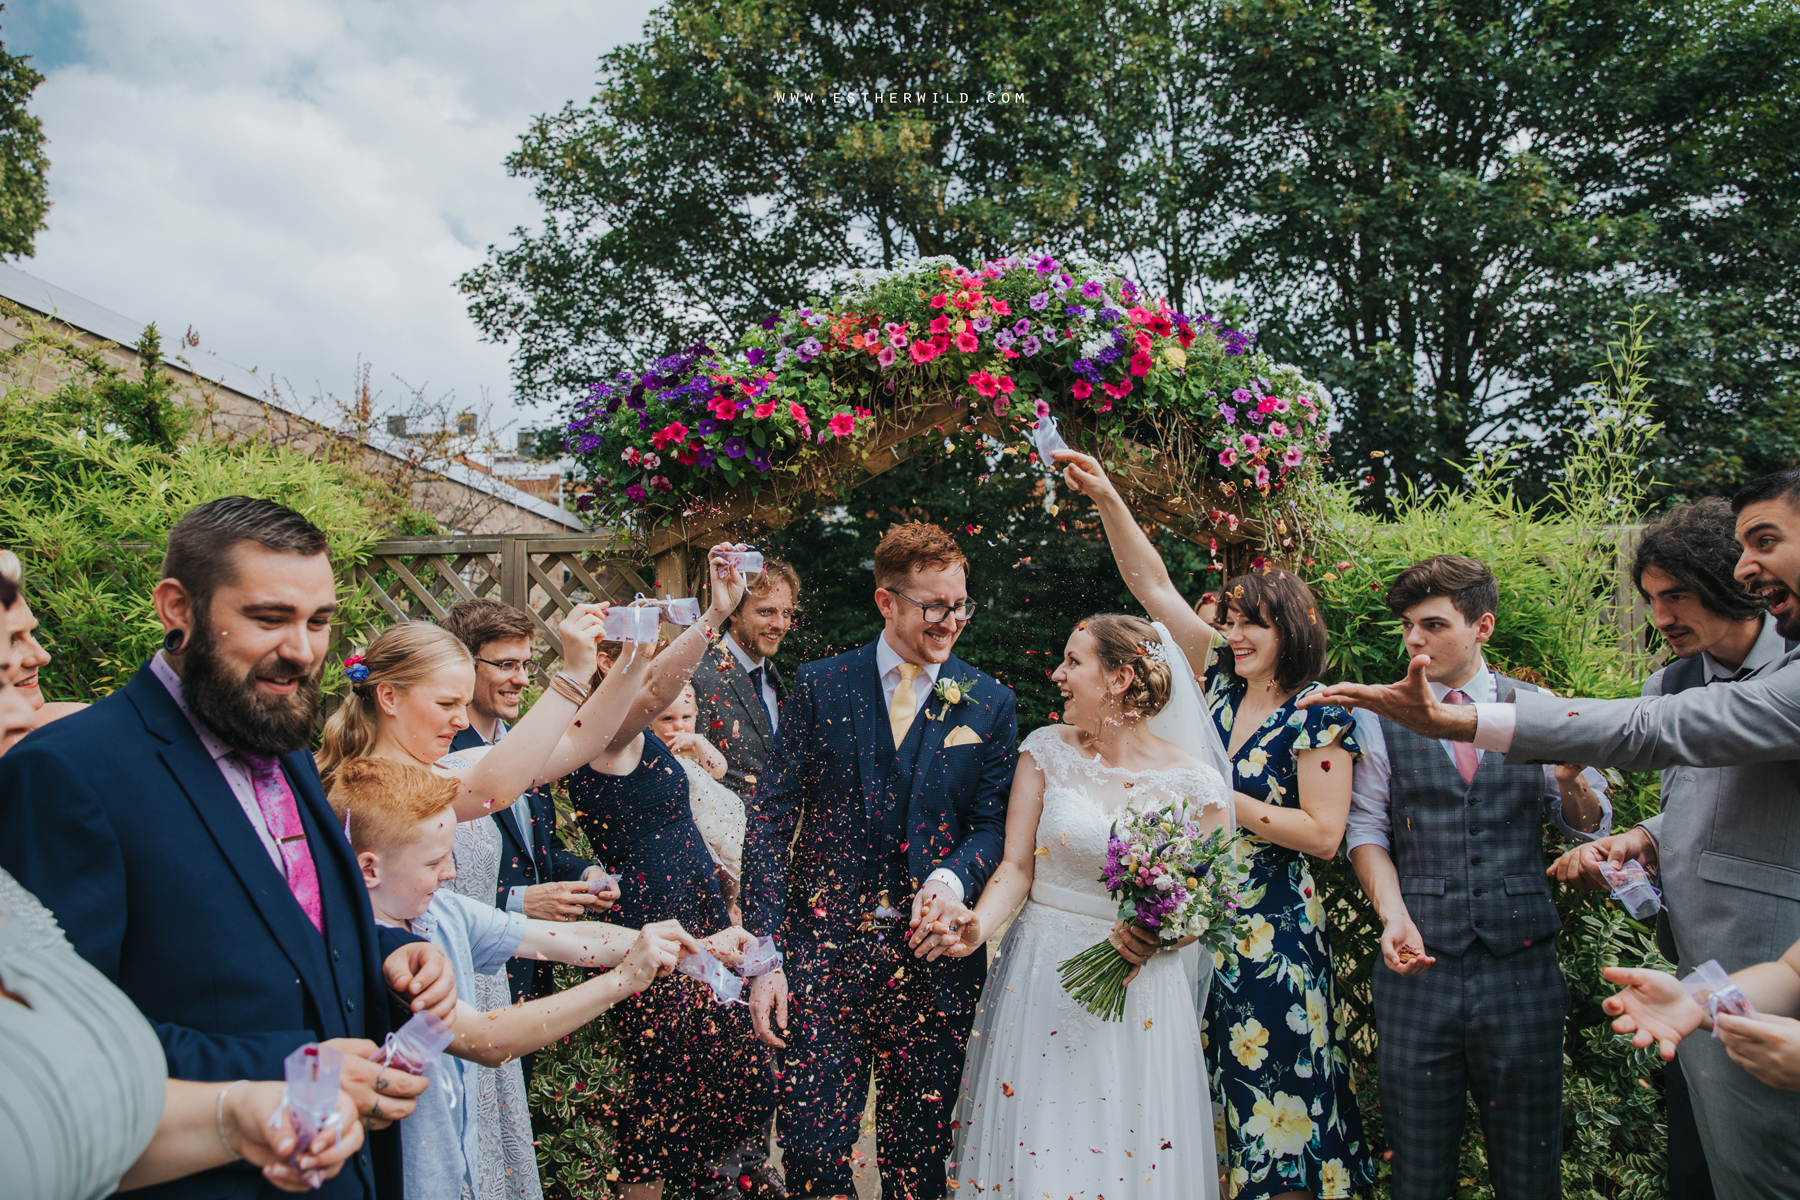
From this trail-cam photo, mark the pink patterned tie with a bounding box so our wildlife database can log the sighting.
[1442,690,1480,785]
[241,754,324,932]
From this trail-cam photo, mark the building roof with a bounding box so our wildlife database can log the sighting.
[0,262,584,532]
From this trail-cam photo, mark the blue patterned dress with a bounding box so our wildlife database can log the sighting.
[1202,653,1373,1200]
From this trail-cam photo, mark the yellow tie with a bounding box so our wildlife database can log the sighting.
[890,662,922,748]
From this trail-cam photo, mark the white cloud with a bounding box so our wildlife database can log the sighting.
[17,0,657,433]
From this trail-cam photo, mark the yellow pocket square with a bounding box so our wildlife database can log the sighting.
[944,725,983,747]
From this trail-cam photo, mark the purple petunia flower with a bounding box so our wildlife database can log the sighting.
[696,448,717,468]
[1020,335,1042,356]
[1013,318,1031,337]
[724,436,747,458]
[759,314,779,331]
[1029,292,1049,311]
[1118,278,1138,302]
[696,418,718,435]
[994,330,1017,349]
[575,492,594,512]
[1052,272,1074,293]
[638,413,654,430]
[972,315,993,332]
[626,483,648,503]
[1232,387,1254,406]
[1249,411,1264,425]
[750,450,772,472]
[1219,404,1237,425]
[797,337,823,362]
[746,347,766,367]
[1080,279,1105,301]
[1031,254,1058,276]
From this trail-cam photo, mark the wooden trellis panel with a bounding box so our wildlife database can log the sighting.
[346,535,655,682]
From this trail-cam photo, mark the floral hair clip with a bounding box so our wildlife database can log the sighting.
[1140,638,1169,664]
[343,654,370,684]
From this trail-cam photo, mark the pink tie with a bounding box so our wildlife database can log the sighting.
[241,754,324,932]
[1442,690,1480,785]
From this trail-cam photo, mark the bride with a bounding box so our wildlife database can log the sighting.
[921,610,1231,1198]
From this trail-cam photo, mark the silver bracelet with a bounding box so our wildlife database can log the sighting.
[216,1079,248,1162]
[553,670,592,702]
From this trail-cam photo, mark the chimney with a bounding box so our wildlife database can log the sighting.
[385,414,407,437]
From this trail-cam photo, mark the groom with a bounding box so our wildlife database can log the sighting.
[743,522,1017,1200]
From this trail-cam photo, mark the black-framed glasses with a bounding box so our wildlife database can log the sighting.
[888,588,979,624]
[475,656,530,674]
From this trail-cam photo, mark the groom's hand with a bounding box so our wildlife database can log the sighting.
[909,879,962,937]
[1301,654,1478,742]
[749,969,789,1048]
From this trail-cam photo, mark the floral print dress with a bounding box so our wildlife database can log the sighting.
[1202,655,1373,1200]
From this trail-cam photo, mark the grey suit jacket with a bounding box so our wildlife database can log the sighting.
[1508,648,1800,973]
[690,642,780,799]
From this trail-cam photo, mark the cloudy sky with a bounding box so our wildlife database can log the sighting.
[5,0,657,436]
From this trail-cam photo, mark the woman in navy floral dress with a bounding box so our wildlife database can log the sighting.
[1202,570,1372,1200]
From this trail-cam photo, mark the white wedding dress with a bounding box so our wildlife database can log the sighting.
[951,724,1228,1199]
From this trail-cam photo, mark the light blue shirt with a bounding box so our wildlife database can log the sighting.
[383,888,526,1198]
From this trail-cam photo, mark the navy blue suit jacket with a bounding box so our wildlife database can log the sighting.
[0,662,413,1200]
[449,723,593,1002]
[741,640,1016,1014]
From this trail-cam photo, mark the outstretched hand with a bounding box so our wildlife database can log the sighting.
[1053,450,1122,506]
[1601,965,1707,1060]
[1300,654,1479,742]
[705,542,750,622]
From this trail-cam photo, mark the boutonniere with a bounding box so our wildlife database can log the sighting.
[931,672,979,719]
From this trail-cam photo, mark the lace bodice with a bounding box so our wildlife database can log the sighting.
[1021,725,1229,912]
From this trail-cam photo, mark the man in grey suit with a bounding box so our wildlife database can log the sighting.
[690,557,798,798]
[1307,468,1800,1200]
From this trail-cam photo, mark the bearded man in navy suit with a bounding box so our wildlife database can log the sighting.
[0,497,457,1200]
[742,522,1017,1200]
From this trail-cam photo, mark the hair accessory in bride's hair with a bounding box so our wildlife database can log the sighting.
[1139,637,1169,665]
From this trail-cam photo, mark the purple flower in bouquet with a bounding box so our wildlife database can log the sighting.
[575,492,594,513]
[1020,334,1042,356]
[638,413,654,431]
[750,449,772,472]
[759,314,779,331]
[1080,279,1105,301]
[973,315,993,332]
[1013,318,1031,337]
[797,337,824,362]
[994,330,1017,349]
[1031,254,1058,276]
[696,417,718,435]
[1219,404,1237,425]
[697,448,717,468]
[1064,303,1087,319]
[746,347,766,367]
[724,436,747,458]
[626,483,648,503]
[1029,291,1049,311]
[1071,358,1100,382]
[1118,277,1139,302]
[1232,387,1254,407]
[1097,307,1122,323]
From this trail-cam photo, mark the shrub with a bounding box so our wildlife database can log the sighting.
[0,306,394,698]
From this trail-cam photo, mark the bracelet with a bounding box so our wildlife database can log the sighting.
[216,1079,248,1162]
[549,672,589,705]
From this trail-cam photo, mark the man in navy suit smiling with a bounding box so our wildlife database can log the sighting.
[0,497,456,1200]
[742,522,1016,1200]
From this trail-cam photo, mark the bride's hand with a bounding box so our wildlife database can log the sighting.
[1110,920,1159,985]
[1053,450,1122,506]
[913,912,984,961]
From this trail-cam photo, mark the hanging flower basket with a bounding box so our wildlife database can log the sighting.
[563,255,1333,540]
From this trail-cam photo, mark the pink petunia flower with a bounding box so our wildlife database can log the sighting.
[889,330,910,348]
[708,394,738,420]
[996,375,1016,395]
[968,371,999,398]
[877,346,897,367]
[991,298,1013,316]
[930,293,948,309]
[1071,380,1093,399]
[1268,422,1288,437]
[955,330,979,352]
[648,474,672,494]
[1253,465,1270,488]
[1034,398,1050,418]
[993,396,1010,416]
[754,400,778,418]
[788,401,810,428]
[642,452,661,469]
[1219,448,1238,467]
[1283,446,1304,467]
[909,341,937,364]
[1129,351,1153,377]
[828,412,856,437]
[1273,397,1291,413]
[930,315,950,335]
[1239,434,1262,453]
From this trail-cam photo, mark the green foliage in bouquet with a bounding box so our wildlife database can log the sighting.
[1305,315,1676,1198]
[0,305,393,700]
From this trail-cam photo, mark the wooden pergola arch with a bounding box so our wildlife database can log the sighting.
[638,395,1262,597]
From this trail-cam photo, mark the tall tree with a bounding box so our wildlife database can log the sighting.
[0,6,48,258]
[1204,0,1800,508]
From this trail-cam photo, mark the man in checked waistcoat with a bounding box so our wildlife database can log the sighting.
[1345,555,1611,1200]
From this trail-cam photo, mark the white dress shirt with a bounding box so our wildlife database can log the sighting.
[470,719,540,916]
[1347,658,1611,853]
[873,632,963,905]
[1640,613,1787,698]
[724,632,782,732]
[150,651,285,874]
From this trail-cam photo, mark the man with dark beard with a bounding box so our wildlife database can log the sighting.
[1306,468,1800,1200]
[0,497,457,1200]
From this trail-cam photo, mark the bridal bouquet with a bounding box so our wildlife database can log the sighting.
[1058,803,1252,1022]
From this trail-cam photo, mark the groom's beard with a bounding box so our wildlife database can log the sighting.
[180,619,324,756]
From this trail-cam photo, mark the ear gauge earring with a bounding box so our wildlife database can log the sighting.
[163,628,186,653]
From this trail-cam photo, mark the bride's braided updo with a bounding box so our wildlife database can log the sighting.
[1079,612,1174,717]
